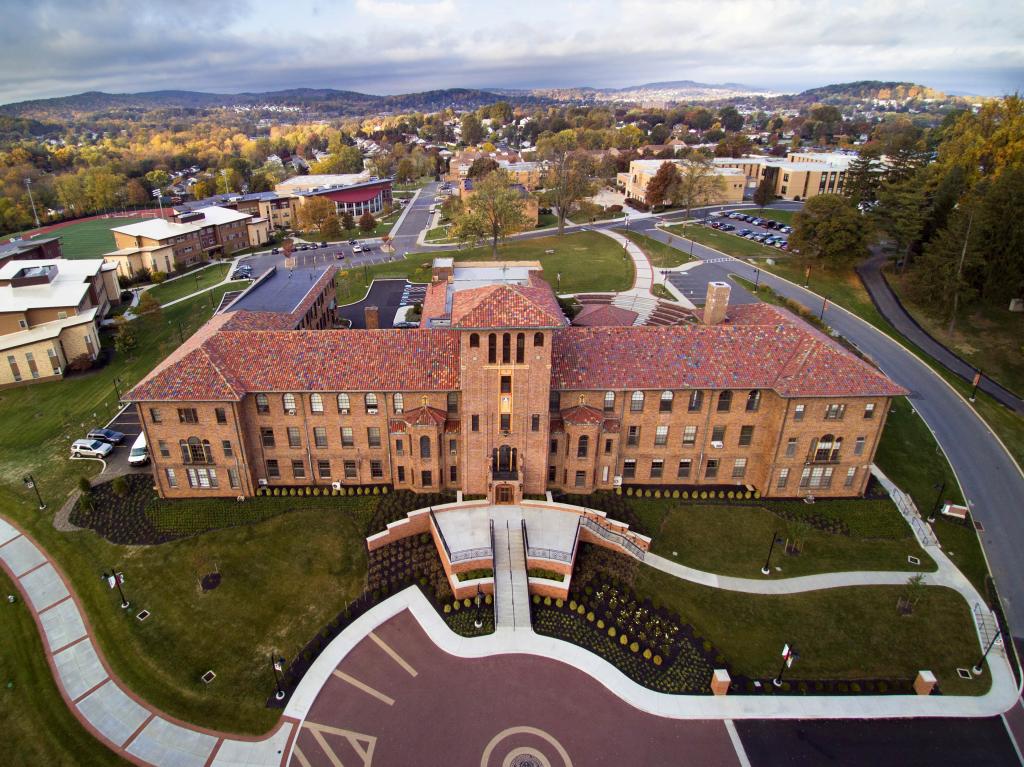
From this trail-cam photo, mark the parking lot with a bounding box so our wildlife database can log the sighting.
[705,211,793,251]
[338,279,426,329]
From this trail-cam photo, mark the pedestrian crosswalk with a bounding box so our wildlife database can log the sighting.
[700,256,735,264]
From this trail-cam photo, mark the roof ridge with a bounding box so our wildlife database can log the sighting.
[198,342,241,399]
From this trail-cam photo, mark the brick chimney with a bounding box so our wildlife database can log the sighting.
[431,257,454,284]
[364,305,380,329]
[703,281,731,325]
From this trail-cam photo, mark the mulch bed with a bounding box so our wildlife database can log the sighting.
[367,490,456,536]
[69,475,175,545]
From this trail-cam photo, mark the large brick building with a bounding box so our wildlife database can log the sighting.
[126,264,904,502]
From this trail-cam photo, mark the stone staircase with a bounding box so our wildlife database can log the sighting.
[612,293,659,324]
[491,515,531,631]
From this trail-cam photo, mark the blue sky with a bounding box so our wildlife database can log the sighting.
[0,0,1021,104]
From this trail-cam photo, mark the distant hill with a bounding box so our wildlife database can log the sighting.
[792,81,947,103]
[507,79,778,104]
[0,87,523,119]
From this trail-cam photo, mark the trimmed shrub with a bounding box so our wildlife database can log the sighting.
[78,476,92,494]
[727,490,735,500]
[555,598,563,608]
[671,490,679,499]
[643,648,652,660]
[699,491,707,500]
[654,490,662,499]
[653,655,662,666]
[463,598,471,608]
[587,611,596,622]
[630,642,640,653]
[543,596,552,606]
[443,604,451,613]
[681,490,689,500]
[619,634,628,646]
[596,618,604,628]
[452,600,460,611]
[577,604,585,615]
[607,626,616,638]
[533,594,541,604]
[626,487,634,496]
[372,486,380,495]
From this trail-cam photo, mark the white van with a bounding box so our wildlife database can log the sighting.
[128,432,149,466]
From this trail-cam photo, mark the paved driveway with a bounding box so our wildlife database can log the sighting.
[338,279,414,329]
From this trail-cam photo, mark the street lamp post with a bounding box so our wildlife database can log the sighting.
[761,530,779,575]
[819,296,829,321]
[969,370,982,402]
[474,586,483,629]
[928,481,946,523]
[271,654,287,700]
[22,474,46,510]
[973,628,1001,675]
[113,376,123,404]
[25,178,41,228]
[753,268,761,292]
[152,188,164,219]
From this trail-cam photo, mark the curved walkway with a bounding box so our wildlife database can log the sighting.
[1,496,1019,767]
[0,515,297,767]
[857,250,1024,413]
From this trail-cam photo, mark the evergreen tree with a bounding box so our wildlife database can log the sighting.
[790,194,867,269]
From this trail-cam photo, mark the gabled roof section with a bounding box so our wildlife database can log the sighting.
[450,275,566,329]
[551,303,906,399]
[560,404,606,425]
[394,406,448,428]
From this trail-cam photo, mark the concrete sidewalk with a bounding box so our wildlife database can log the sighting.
[0,515,295,767]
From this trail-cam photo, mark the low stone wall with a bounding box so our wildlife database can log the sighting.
[528,576,570,600]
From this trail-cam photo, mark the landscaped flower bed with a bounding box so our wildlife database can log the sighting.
[69,474,171,544]
[532,544,719,694]
[456,568,494,581]
[367,490,456,536]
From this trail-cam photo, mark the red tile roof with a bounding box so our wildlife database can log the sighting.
[560,404,606,425]
[127,328,460,401]
[572,304,639,327]
[220,311,299,331]
[450,274,566,329]
[422,281,448,323]
[552,304,906,398]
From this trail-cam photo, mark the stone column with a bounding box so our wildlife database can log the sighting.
[914,670,937,695]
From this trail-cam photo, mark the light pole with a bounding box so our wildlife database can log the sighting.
[474,586,483,629]
[973,628,1001,675]
[753,268,761,292]
[928,481,946,523]
[969,370,982,402]
[819,296,829,321]
[761,530,779,575]
[271,653,287,700]
[773,644,798,687]
[22,474,46,510]
[24,178,41,228]
[112,376,124,404]
[152,188,164,219]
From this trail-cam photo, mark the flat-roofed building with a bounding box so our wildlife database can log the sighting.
[0,237,63,269]
[276,175,394,218]
[620,160,746,206]
[713,152,856,200]
[0,257,120,386]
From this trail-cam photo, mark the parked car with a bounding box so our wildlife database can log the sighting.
[719,223,735,231]
[86,427,125,445]
[128,432,149,466]
[232,267,252,279]
[738,228,752,236]
[71,439,114,459]
[352,244,363,253]
[299,244,309,251]
[271,247,281,254]
[318,241,328,248]
[348,239,357,245]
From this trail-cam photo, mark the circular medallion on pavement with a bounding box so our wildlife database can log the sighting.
[481,727,571,767]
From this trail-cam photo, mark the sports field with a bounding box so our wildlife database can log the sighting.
[22,216,152,259]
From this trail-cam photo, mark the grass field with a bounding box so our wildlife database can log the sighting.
[619,229,695,268]
[887,270,1024,398]
[634,567,987,695]
[336,230,634,304]
[631,499,933,578]
[26,217,151,259]
[147,264,231,305]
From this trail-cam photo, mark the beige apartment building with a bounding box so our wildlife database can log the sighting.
[127,263,904,503]
[0,255,119,386]
[618,160,746,206]
[713,151,855,200]
[104,206,256,279]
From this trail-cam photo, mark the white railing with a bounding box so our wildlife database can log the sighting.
[869,464,939,548]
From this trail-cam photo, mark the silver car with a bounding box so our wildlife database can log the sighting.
[71,439,114,458]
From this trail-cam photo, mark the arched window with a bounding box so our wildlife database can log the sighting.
[630,391,645,412]
[502,332,511,363]
[604,391,615,412]
[256,393,269,413]
[659,390,674,412]
[310,393,323,413]
[337,393,350,413]
[746,390,761,412]
[181,436,212,464]
[534,332,544,347]
[469,333,480,348]
[393,393,404,413]
[716,390,732,412]
[516,333,525,363]
[688,390,703,412]
[813,434,842,463]
[488,333,497,364]
[420,435,431,459]
[577,435,589,458]
[365,393,378,413]
[283,393,296,412]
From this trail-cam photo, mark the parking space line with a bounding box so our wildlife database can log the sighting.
[368,631,418,677]
[331,670,394,705]
[725,720,752,767]
[308,731,344,767]
[291,744,313,767]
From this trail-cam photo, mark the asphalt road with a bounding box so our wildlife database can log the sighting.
[629,211,1024,638]
[858,250,1024,413]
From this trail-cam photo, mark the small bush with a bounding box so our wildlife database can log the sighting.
[533,594,541,604]
[850,682,861,693]
[653,655,662,666]
[543,596,552,606]
[727,490,735,500]
[643,648,652,660]
[569,600,577,611]
[626,487,634,496]
[576,604,585,615]
[587,611,595,622]
[78,476,92,494]
[654,490,662,499]
[555,598,563,608]
[699,491,707,500]
[607,626,616,637]
[619,634,628,646]
[681,491,689,500]
[443,604,451,613]
[452,600,460,611]
[596,618,604,628]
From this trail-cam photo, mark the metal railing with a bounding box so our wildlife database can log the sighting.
[428,507,452,562]
[580,516,646,560]
[526,546,573,563]
[450,547,492,564]
[870,464,939,548]
[489,519,498,621]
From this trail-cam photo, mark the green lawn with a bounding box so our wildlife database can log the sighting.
[25,217,151,259]
[665,223,783,259]
[634,566,987,695]
[887,270,1024,398]
[651,284,674,300]
[755,208,796,225]
[147,264,231,305]
[336,231,634,304]
[631,500,933,578]
[393,177,434,191]
[1,571,129,766]
[619,229,695,268]
[425,225,451,242]
[537,212,559,228]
